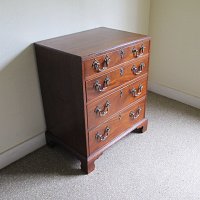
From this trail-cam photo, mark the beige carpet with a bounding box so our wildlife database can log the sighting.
[0,92,200,200]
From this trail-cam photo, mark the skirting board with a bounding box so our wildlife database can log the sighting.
[0,132,46,170]
[1,83,199,170]
[148,82,200,109]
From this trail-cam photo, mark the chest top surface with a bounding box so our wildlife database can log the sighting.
[35,27,150,58]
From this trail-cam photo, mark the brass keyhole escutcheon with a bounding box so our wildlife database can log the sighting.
[120,67,124,76]
[119,114,122,120]
[120,49,124,59]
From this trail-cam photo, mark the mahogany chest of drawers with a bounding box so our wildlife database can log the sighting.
[34,27,151,174]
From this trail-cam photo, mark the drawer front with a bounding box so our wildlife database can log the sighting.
[89,98,146,154]
[87,77,147,130]
[86,55,149,102]
[84,40,150,78]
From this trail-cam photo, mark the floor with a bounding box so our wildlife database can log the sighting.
[0,92,200,200]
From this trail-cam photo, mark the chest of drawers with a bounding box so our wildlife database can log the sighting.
[34,27,151,174]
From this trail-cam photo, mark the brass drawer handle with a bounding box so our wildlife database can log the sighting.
[95,101,111,117]
[92,55,110,72]
[132,48,139,57]
[130,84,143,97]
[94,76,110,92]
[129,107,142,119]
[92,59,107,72]
[132,44,145,58]
[132,62,145,75]
[96,126,110,142]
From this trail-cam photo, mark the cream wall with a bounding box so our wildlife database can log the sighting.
[149,0,200,99]
[0,0,150,154]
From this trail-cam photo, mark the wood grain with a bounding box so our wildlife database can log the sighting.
[86,55,149,102]
[89,98,145,154]
[36,27,150,59]
[84,40,150,78]
[34,27,150,174]
[35,45,88,156]
[87,76,147,130]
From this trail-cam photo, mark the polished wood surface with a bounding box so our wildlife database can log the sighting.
[86,118,148,173]
[87,77,147,129]
[89,98,145,154]
[34,27,150,174]
[36,27,150,59]
[84,40,150,78]
[86,55,149,102]
[35,45,88,156]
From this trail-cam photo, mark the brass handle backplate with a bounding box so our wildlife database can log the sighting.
[94,76,110,92]
[132,44,145,58]
[96,126,110,142]
[129,107,142,119]
[95,101,111,117]
[130,84,143,97]
[120,49,125,58]
[132,62,145,75]
[92,59,107,72]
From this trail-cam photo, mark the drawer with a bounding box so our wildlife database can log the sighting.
[89,98,146,154]
[84,39,150,78]
[87,77,147,130]
[86,55,149,102]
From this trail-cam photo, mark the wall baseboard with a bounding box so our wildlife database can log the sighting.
[1,82,199,170]
[148,81,200,109]
[0,132,46,170]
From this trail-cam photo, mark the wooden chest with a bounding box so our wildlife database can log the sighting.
[34,27,151,174]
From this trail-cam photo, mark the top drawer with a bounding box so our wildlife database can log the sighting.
[84,39,150,79]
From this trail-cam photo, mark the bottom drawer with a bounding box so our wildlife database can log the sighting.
[89,97,146,154]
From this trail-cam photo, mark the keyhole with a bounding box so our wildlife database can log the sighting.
[120,49,124,59]
[120,68,124,76]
